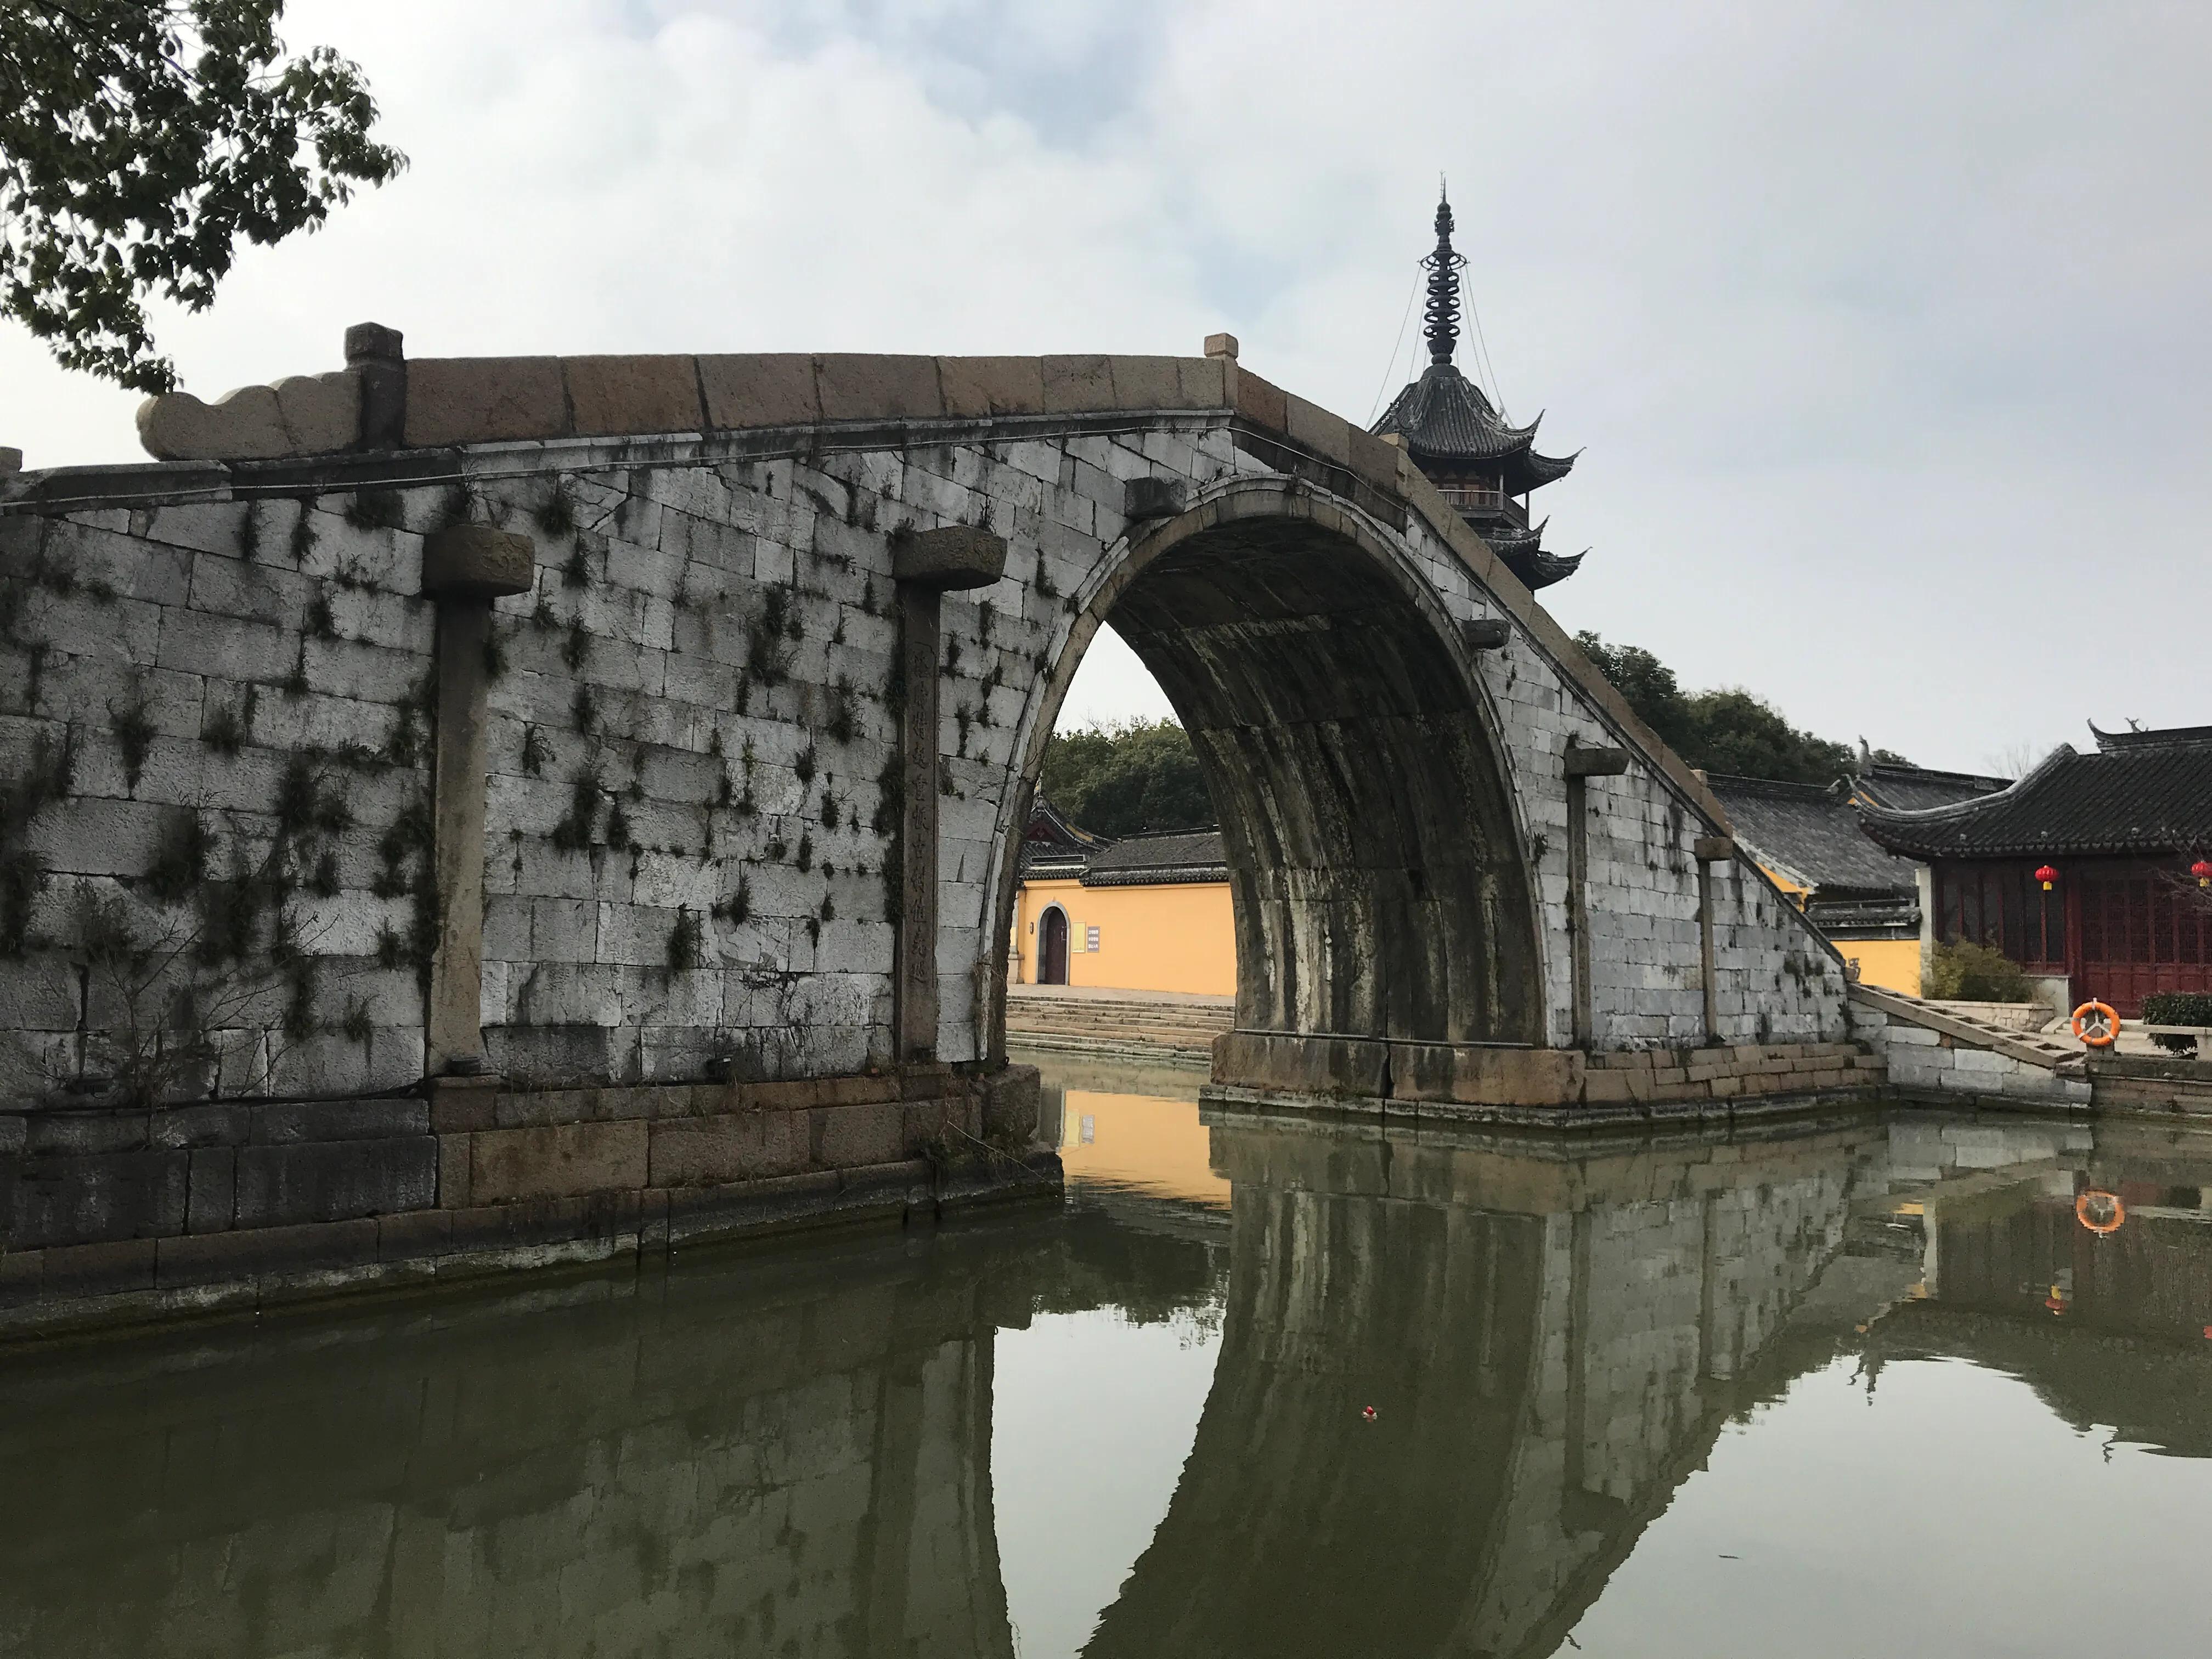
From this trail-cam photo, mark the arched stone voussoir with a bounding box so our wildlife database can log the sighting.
[991,471,1552,1063]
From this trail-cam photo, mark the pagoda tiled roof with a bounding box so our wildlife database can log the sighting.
[1858,725,2212,859]
[1704,774,1919,897]
[1370,364,1578,496]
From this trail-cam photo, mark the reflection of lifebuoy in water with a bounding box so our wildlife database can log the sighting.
[2076,1189,2125,1235]
[2072,1001,2120,1047]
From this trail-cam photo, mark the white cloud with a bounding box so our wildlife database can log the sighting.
[4,0,2207,767]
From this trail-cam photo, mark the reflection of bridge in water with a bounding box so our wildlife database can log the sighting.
[3,1104,2208,1657]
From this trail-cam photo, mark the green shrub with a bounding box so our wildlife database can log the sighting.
[2144,992,2212,1053]
[1926,940,2032,1002]
[2143,993,2212,1026]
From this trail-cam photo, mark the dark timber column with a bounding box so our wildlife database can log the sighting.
[1564,743,1628,1049]
[891,526,1008,1062]
[421,525,534,1074]
[1693,835,1735,1045]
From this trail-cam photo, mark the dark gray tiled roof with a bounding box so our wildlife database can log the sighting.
[1852,763,2012,814]
[1021,795,1104,877]
[1706,774,1920,896]
[2095,721,2212,751]
[1020,844,1089,878]
[1080,830,1226,888]
[1805,897,1921,939]
[1859,727,2212,859]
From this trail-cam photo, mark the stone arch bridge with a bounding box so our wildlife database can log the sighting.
[0,333,1871,1324]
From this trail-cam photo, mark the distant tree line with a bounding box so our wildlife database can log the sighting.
[1040,720,1212,838]
[1041,642,1905,838]
[1572,633,1909,786]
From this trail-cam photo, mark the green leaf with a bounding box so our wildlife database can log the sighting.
[1,2,405,390]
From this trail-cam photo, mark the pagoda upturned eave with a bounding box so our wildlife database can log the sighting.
[1370,362,1578,496]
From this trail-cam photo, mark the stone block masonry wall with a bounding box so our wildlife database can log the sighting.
[0,1063,1048,1335]
[0,493,436,1103]
[2085,1054,2212,1115]
[1848,985,2091,1108]
[1384,501,1852,1051]
[472,454,919,1086]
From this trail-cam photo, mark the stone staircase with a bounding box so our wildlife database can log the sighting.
[1005,989,1234,1067]
[1849,984,2091,1107]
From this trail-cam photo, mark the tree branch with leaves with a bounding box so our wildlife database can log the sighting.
[0,1,403,391]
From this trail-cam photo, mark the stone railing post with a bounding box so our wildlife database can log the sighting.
[1563,743,1629,1049]
[421,524,534,1075]
[345,321,407,448]
[891,527,1008,1062]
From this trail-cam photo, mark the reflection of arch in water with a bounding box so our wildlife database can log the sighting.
[1085,1112,1894,1659]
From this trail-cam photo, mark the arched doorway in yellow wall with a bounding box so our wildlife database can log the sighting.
[1038,905,1071,985]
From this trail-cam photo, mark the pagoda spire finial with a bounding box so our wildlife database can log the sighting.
[1421,183,1466,365]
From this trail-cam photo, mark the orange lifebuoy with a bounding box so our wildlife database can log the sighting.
[2072,1001,2120,1047]
[2075,1189,2125,1235]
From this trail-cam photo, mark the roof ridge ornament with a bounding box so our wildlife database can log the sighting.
[1421,187,1466,365]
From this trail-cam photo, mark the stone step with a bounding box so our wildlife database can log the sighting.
[1007,1017,1229,1038]
[1007,1009,1229,1029]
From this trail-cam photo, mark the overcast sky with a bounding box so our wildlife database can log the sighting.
[4,1,2205,772]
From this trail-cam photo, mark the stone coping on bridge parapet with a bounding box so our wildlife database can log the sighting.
[133,345,1404,482]
[1210,1030,1881,1126]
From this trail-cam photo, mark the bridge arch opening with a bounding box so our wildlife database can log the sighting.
[1001,482,1545,1053]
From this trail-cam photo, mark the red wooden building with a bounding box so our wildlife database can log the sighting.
[1858,724,2212,1014]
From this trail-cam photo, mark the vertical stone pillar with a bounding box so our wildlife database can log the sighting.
[420,525,535,1075]
[1563,744,1628,1050]
[896,585,943,1062]
[890,526,1008,1063]
[1694,836,1735,1046]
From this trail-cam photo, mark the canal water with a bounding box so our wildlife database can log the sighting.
[5,1055,2212,1657]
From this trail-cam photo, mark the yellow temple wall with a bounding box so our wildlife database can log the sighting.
[1833,938,1923,997]
[1010,862,1922,1000]
[1742,857,1922,997]
[1010,878,1238,997]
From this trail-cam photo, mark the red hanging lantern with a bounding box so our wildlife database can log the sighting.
[2193,858,2212,889]
[2035,864,2059,891]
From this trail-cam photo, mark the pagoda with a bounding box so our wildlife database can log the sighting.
[1372,190,1585,589]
